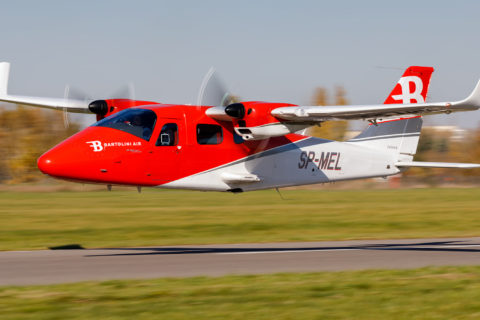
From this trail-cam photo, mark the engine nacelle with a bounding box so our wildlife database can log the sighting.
[89,99,158,121]
[207,101,309,139]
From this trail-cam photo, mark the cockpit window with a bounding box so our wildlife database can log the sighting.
[94,108,156,141]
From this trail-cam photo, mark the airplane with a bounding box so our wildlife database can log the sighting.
[0,62,479,192]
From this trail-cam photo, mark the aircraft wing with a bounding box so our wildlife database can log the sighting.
[271,80,480,122]
[0,94,91,113]
[0,62,91,113]
[396,161,480,169]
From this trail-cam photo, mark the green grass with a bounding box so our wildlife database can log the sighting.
[1,266,480,319]
[0,188,479,250]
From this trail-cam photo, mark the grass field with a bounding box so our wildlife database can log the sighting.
[1,266,480,319]
[0,188,479,251]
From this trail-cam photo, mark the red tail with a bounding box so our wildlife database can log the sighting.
[384,66,434,104]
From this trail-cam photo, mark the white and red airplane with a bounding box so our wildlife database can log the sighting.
[0,62,479,192]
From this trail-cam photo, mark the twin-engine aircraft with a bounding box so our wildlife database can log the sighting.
[0,62,479,192]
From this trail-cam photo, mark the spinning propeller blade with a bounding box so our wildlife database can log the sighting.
[197,68,235,107]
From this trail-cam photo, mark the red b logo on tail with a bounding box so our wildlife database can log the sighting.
[392,76,425,104]
[383,66,434,105]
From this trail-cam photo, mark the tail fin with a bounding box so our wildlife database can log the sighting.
[349,66,433,160]
[384,66,434,104]
[0,62,10,96]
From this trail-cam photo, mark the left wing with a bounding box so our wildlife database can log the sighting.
[0,62,92,113]
[271,80,480,122]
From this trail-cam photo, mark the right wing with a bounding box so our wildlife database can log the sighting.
[396,161,480,169]
[271,80,480,122]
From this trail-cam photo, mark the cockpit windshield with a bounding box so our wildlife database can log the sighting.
[94,108,157,141]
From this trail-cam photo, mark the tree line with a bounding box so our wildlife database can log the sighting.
[0,107,79,183]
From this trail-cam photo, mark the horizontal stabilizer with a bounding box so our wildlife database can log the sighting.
[395,161,480,169]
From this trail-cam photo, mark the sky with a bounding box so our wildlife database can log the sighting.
[1,0,479,128]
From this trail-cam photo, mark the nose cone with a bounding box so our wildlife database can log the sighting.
[37,139,82,179]
[36,127,105,180]
[36,126,148,185]
[37,153,54,175]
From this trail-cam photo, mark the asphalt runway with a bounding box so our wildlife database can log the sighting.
[2,237,480,286]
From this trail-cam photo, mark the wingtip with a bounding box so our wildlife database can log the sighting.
[464,79,480,107]
[0,62,10,96]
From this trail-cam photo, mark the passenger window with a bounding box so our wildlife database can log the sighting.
[156,123,178,146]
[197,124,223,145]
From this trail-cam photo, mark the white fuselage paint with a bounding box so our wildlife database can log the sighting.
[163,138,401,192]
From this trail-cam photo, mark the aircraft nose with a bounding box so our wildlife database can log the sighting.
[37,150,62,176]
[37,153,51,174]
[36,126,149,185]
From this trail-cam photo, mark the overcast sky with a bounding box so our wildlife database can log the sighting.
[1,0,479,128]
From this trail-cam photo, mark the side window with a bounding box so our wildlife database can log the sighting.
[156,123,178,146]
[197,124,223,145]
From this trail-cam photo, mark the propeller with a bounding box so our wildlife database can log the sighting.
[63,84,92,128]
[197,67,235,107]
[196,68,274,188]
[59,82,137,127]
[109,82,136,100]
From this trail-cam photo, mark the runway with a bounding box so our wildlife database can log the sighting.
[2,237,480,286]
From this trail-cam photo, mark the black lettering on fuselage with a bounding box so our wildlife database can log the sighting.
[306,151,315,169]
[328,152,337,170]
[298,151,307,169]
[319,152,330,170]
[299,151,342,171]
[335,153,342,170]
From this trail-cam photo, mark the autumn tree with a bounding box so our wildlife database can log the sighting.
[0,107,80,183]
[308,86,349,140]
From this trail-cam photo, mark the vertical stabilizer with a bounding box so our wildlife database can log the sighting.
[0,62,10,96]
[348,66,432,160]
[384,66,434,104]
